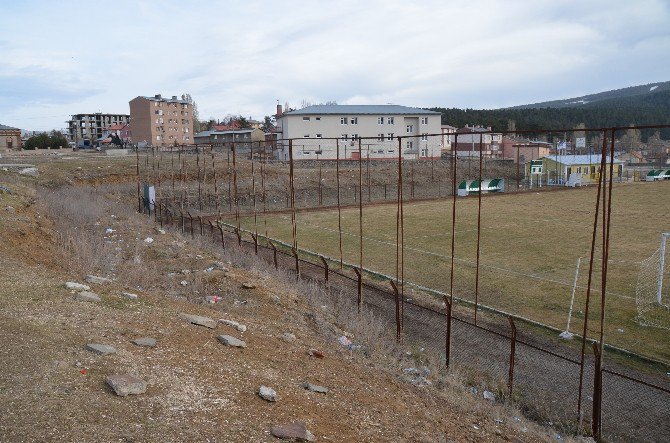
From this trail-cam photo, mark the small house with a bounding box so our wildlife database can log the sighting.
[525,154,624,186]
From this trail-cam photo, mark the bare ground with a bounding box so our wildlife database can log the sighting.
[0,166,572,442]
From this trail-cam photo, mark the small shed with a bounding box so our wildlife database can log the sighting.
[525,154,624,186]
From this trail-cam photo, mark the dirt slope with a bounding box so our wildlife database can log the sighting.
[0,170,568,442]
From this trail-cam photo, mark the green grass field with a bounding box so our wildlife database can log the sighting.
[239,181,670,363]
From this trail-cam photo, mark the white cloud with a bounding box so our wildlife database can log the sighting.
[0,0,668,130]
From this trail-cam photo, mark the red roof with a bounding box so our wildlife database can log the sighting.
[106,123,127,130]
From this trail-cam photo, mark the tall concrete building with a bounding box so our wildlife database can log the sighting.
[67,113,130,145]
[129,94,194,146]
[275,104,442,160]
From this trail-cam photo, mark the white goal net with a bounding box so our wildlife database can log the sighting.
[636,233,670,329]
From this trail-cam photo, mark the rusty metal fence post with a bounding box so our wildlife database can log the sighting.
[353,267,362,312]
[291,247,300,279]
[252,233,258,254]
[592,343,603,440]
[390,280,401,342]
[269,240,278,269]
[508,316,517,399]
[320,256,329,285]
[445,297,452,368]
[218,224,225,249]
[187,211,194,238]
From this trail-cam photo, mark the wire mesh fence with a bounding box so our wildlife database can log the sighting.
[140,125,670,442]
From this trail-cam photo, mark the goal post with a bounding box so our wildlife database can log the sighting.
[636,233,670,330]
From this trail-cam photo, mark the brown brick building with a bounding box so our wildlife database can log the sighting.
[0,124,22,152]
[129,94,194,146]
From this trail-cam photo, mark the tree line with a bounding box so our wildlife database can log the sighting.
[430,89,670,141]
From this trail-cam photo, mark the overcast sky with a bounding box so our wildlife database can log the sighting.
[1,0,669,131]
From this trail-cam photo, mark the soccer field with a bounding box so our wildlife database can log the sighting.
[238,181,670,362]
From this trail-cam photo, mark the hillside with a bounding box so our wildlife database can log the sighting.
[431,81,670,140]
[510,81,670,109]
[0,153,566,442]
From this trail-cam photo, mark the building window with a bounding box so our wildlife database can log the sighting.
[406,125,414,133]
[341,134,348,141]
[303,117,310,121]
[341,117,348,125]
[304,134,310,138]
[316,134,322,138]
[387,133,394,141]
[407,140,414,149]
[421,117,428,124]
[377,133,384,141]
[421,133,428,141]
[351,117,358,125]
[377,117,384,124]
[352,134,358,140]
[316,117,321,121]
[156,135,161,140]
[388,117,394,124]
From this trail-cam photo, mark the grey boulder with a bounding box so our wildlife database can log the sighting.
[106,374,147,396]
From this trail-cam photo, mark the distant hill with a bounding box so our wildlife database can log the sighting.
[510,81,670,109]
[430,81,670,140]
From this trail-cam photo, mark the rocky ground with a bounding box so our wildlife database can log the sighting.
[0,157,582,442]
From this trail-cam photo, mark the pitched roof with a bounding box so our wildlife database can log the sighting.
[0,124,20,131]
[194,129,256,138]
[283,105,440,116]
[544,154,623,165]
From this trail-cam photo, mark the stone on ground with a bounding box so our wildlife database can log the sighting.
[86,343,117,355]
[212,261,230,272]
[218,335,247,348]
[65,281,91,291]
[301,382,328,394]
[106,374,147,396]
[259,385,278,402]
[308,349,324,359]
[132,337,157,348]
[121,292,139,300]
[219,318,247,332]
[280,332,296,342]
[241,282,256,289]
[19,167,38,177]
[270,422,316,441]
[180,313,217,329]
[85,275,112,285]
[74,291,101,303]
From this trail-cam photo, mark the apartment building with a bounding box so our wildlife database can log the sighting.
[275,104,442,160]
[441,124,457,154]
[67,113,130,145]
[454,125,503,158]
[129,94,194,147]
